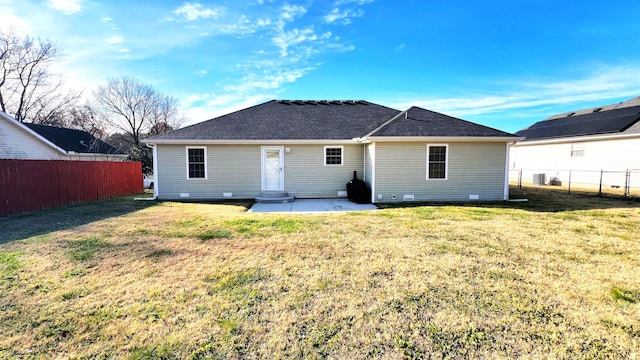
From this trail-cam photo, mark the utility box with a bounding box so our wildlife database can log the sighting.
[532,173,546,185]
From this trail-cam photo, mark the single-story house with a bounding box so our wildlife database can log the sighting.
[510,96,640,188]
[143,100,520,203]
[0,111,126,161]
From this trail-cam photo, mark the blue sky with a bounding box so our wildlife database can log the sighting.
[2,0,640,133]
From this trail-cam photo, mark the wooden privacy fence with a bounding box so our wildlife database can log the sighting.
[0,160,143,217]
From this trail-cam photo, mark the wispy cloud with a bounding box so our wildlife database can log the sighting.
[279,4,307,21]
[47,0,83,14]
[170,2,226,22]
[105,35,123,44]
[383,65,640,120]
[324,7,364,24]
[395,43,406,51]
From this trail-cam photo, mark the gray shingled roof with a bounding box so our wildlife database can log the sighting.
[516,96,640,140]
[149,100,400,140]
[369,107,517,137]
[546,95,640,120]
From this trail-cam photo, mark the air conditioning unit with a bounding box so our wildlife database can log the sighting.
[532,173,546,185]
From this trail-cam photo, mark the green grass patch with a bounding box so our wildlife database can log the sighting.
[610,287,639,303]
[0,251,22,285]
[68,237,111,262]
[198,229,232,241]
[205,268,270,293]
[130,342,180,360]
[61,268,85,278]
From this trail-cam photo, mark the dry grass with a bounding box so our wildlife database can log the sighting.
[1,188,639,359]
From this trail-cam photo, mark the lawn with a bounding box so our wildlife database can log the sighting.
[1,187,639,359]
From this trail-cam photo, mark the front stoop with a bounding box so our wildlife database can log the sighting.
[255,191,295,203]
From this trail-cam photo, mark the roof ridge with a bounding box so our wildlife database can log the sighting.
[364,109,407,138]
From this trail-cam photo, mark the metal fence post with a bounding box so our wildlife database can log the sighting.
[625,169,630,197]
[568,170,572,194]
[599,169,603,197]
[518,168,522,188]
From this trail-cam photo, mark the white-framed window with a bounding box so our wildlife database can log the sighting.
[186,146,207,179]
[324,146,343,166]
[426,144,448,180]
[571,143,584,157]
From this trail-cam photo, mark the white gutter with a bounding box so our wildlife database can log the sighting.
[514,132,640,146]
[504,142,515,200]
[142,139,361,145]
[361,136,523,143]
[146,143,159,199]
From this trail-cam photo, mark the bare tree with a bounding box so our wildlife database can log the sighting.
[0,28,78,122]
[93,76,183,145]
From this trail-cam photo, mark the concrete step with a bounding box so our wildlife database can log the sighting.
[260,191,289,198]
[255,194,295,203]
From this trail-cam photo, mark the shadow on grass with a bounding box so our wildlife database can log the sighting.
[0,195,159,244]
[376,185,640,213]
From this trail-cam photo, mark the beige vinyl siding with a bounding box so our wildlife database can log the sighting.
[284,144,364,198]
[156,143,365,199]
[373,142,507,202]
[0,119,63,159]
[156,144,261,199]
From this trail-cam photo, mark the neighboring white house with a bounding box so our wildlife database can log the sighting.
[0,111,126,161]
[510,96,640,189]
[143,100,520,203]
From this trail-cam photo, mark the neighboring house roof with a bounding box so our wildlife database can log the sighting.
[516,96,640,141]
[23,123,124,155]
[368,106,516,138]
[146,100,518,143]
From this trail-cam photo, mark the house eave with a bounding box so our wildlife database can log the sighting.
[514,132,640,146]
[142,139,362,145]
[360,136,523,143]
[1,111,69,155]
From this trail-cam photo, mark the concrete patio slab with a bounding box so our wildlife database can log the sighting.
[248,198,377,213]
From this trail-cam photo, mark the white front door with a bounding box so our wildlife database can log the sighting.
[262,146,284,191]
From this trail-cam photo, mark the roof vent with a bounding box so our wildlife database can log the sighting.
[592,107,602,112]
[566,112,575,117]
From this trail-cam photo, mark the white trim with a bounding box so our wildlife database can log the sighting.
[261,146,284,191]
[144,139,360,145]
[186,146,208,180]
[370,143,376,203]
[151,144,159,198]
[362,136,522,143]
[323,145,344,166]
[504,142,513,200]
[362,144,366,182]
[426,144,449,181]
[513,132,640,146]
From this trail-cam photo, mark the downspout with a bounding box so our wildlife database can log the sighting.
[504,142,515,200]
[151,143,159,199]
[362,143,366,182]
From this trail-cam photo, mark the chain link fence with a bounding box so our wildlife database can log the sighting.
[509,168,640,197]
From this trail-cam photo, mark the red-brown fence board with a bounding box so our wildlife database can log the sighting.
[0,160,143,217]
